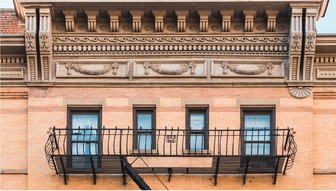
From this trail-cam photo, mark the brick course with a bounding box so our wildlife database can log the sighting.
[0,9,25,34]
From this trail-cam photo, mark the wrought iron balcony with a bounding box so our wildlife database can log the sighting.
[45,127,297,186]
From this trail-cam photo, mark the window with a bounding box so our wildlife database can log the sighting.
[133,107,156,150]
[241,107,275,156]
[186,107,209,150]
[67,107,102,168]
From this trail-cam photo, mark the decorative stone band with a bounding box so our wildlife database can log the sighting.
[221,62,274,75]
[144,62,196,75]
[65,63,119,76]
[53,35,289,43]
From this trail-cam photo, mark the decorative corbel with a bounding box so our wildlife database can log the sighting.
[62,10,76,32]
[219,10,234,32]
[175,10,188,32]
[84,10,98,32]
[243,10,256,32]
[265,10,278,32]
[130,10,143,32]
[107,10,121,32]
[152,10,166,32]
[197,10,211,32]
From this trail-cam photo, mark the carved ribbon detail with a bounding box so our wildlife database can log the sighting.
[305,34,315,51]
[65,63,119,76]
[221,62,274,75]
[144,61,197,75]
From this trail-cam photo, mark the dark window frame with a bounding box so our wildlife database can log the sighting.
[66,107,102,168]
[240,107,276,156]
[133,107,156,150]
[185,106,209,150]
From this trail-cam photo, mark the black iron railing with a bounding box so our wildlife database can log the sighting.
[44,127,297,186]
[45,127,296,164]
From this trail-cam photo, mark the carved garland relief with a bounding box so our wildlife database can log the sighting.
[221,62,274,75]
[144,62,196,75]
[65,63,119,76]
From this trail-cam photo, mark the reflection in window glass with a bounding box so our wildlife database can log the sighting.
[190,113,205,130]
[137,113,152,130]
[137,134,152,150]
[190,134,204,150]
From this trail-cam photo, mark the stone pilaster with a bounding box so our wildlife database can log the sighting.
[39,8,52,81]
[24,8,38,81]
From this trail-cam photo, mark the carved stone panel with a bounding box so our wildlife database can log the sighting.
[316,68,336,79]
[133,60,206,77]
[0,67,24,80]
[211,60,284,77]
[56,61,129,78]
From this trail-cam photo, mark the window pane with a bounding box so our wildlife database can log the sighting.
[190,134,204,150]
[137,134,152,150]
[72,114,98,141]
[190,113,205,130]
[137,113,152,130]
[72,143,98,155]
[244,115,270,129]
[244,115,270,141]
[245,143,270,155]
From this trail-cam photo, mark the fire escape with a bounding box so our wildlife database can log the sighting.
[45,127,297,189]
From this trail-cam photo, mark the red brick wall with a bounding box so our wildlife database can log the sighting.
[0,9,25,34]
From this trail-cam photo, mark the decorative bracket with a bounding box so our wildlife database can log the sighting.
[266,10,278,32]
[62,10,76,32]
[220,10,234,32]
[243,10,256,32]
[84,10,98,32]
[175,10,188,32]
[130,10,143,32]
[152,10,166,32]
[107,10,121,32]
[197,10,211,32]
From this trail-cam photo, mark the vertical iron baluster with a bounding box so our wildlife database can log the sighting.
[170,127,173,155]
[225,128,228,155]
[232,130,235,155]
[264,127,266,156]
[194,131,197,155]
[89,126,92,155]
[257,129,260,155]
[251,128,253,155]
[138,127,142,155]
[126,126,130,155]
[156,129,160,155]
[163,126,167,156]
[119,129,122,155]
[145,129,148,154]
[181,129,185,155]
[282,129,285,155]
[77,126,80,155]
[113,126,117,155]
[107,129,111,155]
[101,126,105,156]
[63,129,66,155]
[176,127,180,155]
[213,128,217,156]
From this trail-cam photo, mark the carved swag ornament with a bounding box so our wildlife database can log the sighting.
[221,62,274,75]
[144,61,196,75]
[65,63,119,76]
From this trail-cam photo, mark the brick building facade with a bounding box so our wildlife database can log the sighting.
[1,0,336,190]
